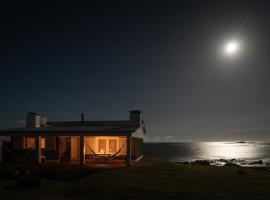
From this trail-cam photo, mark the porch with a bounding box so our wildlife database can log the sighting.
[26,134,132,166]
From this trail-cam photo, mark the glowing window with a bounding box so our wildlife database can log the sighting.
[41,138,45,149]
[109,139,117,153]
[25,138,35,149]
[25,137,46,149]
[98,139,106,154]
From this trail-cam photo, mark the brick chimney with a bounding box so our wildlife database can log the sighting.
[26,112,41,128]
[129,110,141,126]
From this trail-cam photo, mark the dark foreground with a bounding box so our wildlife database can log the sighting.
[0,160,270,200]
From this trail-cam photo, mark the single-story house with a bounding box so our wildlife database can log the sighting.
[0,110,146,166]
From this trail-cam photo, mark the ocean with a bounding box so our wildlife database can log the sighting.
[144,142,270,167]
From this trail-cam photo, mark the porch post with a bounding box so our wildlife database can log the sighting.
[0,139,2,162]
[80,135,85,166]
[126,133,132,167]
[35,135,41,164]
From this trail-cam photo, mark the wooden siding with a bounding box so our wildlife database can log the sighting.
[12,136,24,149]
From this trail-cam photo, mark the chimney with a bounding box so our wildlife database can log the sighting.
[129,110,141,126]
[81,113,85,122]
[41,117,47,127]
[26,112,41,128]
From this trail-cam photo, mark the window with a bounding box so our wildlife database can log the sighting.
[25,137,46,149]
[25,137,35,149]
[109,139,117,153]
[98,139,106,154]
[96,137,119,154]
[41,138,45,149]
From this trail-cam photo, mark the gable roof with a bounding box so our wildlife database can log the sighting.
[0,120,145,136]
[47,120,131,127]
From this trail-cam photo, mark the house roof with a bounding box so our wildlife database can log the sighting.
[0,120,145,136]
[47,120,132,127]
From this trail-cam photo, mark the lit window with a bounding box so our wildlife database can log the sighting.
[25,137,46,149]
[41,138,45,149]
[25,138,35,149]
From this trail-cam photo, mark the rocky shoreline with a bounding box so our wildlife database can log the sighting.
[178,159,270,167]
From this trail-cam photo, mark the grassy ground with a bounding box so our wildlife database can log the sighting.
[0,160,270,200]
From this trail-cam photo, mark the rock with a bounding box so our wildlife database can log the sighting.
[192,160,210,165]
[182,161,189,164]
[249,160,263,165]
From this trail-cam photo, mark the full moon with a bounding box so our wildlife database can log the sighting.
[224,40,239,55]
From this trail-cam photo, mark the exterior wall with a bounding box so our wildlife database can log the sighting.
[11,136,30,161]
[132,126,144,139]
[132,137,143,159]
[131,126,145,159]
[2,141,13,161]
[44,149,58,160]
[12,136,25,149]
[44,136,58,160]
[11,136,59,161]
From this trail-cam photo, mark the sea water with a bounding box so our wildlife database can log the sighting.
[144,142,270,167]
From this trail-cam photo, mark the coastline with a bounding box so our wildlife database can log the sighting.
[144,142,270,167]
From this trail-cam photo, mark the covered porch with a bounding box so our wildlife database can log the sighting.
[55,134,131,166]
[1,131,133,167]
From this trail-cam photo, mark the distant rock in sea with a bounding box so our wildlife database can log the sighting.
[235,141,255,144]
[191,160,210,165]
[248,160,263,165]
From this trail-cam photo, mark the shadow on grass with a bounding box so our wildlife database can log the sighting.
[1,164,116,191]
[40,167,112,182]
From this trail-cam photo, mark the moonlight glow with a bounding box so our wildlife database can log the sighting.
[224,40,240,55]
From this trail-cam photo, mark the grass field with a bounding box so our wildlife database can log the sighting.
[0,160,270,200]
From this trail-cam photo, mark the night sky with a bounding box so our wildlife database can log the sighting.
[0,0,270,141]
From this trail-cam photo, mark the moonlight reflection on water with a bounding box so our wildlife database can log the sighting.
[198,142,256,160]
[144,142,270,165]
